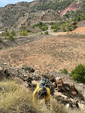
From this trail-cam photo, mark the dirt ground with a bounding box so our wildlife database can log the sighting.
[73,27,85,34]
[0,33,85,73]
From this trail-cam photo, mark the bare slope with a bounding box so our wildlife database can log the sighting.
[0,34,85,73]
[73,27,85,34]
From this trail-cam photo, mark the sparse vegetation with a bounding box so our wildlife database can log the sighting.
[61,68,68,74]
[20,30,28,36]
[70,64,85,83]
[11,30,16,36]
[51,23,60,32]
[44,31,48,35]
[8,35,14,41]
[33,22,48,31]
[4,31,10,36]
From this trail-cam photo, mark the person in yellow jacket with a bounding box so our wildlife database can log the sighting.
[33,77,51,106]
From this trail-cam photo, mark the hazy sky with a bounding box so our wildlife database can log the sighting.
[0,0,34,7]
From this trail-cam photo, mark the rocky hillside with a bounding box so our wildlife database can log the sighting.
[0,62,85,113]
[0,0,84,29]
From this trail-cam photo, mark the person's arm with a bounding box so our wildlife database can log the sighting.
[45,87,50,104]
[33,83,39,106]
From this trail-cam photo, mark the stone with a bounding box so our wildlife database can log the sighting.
[22,65,35,73]
[42,73,55,82]
[78,103,85,110]
[71,90,77,96]
[56,77,63,91]
[65,104,69,109]
[32,80,38,87]
[54,91,63,97]
[0,66,3,71]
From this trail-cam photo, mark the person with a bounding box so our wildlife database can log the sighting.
[33,77,51,106]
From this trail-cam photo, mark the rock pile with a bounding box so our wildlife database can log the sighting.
[0,63,85,112]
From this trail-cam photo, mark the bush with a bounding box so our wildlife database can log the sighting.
[53,29,58,32]
[41,26,48,31]
[61,68,68,74]
[11,30,16,36]
[44,31,48,35]
[4,31,9,36]
[33,22,48,31]
[0,37,2,42]
[41,32,43,35]
[20,30,28,36]
[8,35,14,41]
[70,64,85,83]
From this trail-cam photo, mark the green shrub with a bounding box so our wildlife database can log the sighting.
[41,26,48,31]
[44,31,48,35]
[4,31,9,36]
[70,64,85,83]
[0,37,2,42]
[11,30,16,36]
[53,29,58,32]
[33,22,48,31]
[41,32,43,35]
[61,68,68,74]
[20,30,28,36]
[8,35,14,41]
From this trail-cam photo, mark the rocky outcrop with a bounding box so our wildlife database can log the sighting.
[60,3,81,16]
[0,62,85,112]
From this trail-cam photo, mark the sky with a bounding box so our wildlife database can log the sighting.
[0,0,34,7]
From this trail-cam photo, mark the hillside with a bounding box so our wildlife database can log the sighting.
[0,33,85,72]
[0,0,85,113]
[0,0,85,29]
[0,32,85,113]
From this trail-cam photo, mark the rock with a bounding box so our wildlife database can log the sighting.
[32,80,38,87]
[42,73,55,82]
[22,65,35,73]
[0,68,8,80]
[4,67,18,77]
[70,84,78,96]
[56,77,63,91]
[0,66,3,71]
[78,103,85,111]
[50,82,56,95]
[71,90,77,96]
[54,91,67,99]
[54,91,63,97]
[69,100,79,109]
[65,104,69,109]
[32,73,41,80]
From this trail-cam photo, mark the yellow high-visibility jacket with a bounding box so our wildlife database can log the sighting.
[33,83,50,106]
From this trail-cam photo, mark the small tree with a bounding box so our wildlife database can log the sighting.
[11,30,16,36]
[8,35,14,41]
[70,64,85,83]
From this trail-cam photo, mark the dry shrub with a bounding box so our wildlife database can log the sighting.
[0,80,38,113]
[34,97,67,113]
[0,80,67,113]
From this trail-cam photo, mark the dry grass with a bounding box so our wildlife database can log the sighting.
[0,80,38,113]
[0,80,67,113]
